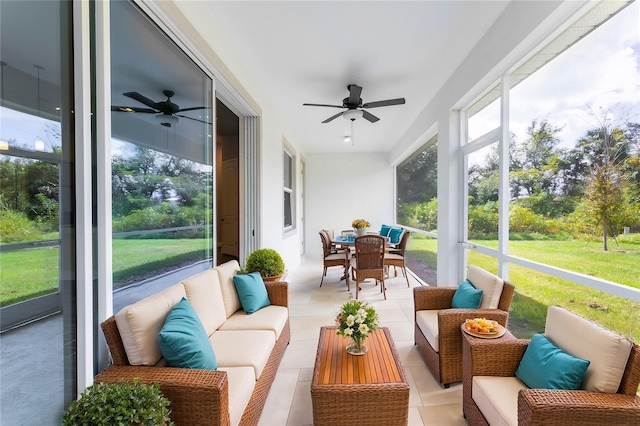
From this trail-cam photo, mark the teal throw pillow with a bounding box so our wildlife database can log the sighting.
[516,333,590,390]
[233,272,271,314]
[379,224,392,237]
[451,279,483,309]
[158,297,217,370]
[388,227,404,244]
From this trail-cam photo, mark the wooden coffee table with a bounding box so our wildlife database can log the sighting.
[311,326,410,426]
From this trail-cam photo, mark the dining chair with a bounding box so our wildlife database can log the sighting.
[350,234,386,299]
[319,231,350,289]
[384,229,411,287]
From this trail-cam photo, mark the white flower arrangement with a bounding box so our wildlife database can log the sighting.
[335,300,379,350]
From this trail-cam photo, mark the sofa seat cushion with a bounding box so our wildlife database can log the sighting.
[210,330,276,379]
[473,376,527,426]
[544,305,633,393]
[182,269,227,336]
[218,367,255,426]
[416,310,440,352]
[468,265,504,309]
[219,305,289,339]
[216,260,242,318]
[115,283,187,365]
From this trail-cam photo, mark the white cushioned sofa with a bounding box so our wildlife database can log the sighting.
[96,260,290,426]
[463,305,640,425]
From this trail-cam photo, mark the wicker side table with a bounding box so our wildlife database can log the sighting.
[311,326,410,426]
[462,326,517,424]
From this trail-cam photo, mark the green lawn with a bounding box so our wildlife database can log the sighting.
[407,235,640,343]
[0,238,207,307]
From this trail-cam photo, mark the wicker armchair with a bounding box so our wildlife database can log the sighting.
[351,234,386,299]
[383,230,411,287]
[319,231,350,288]
[463,306,640,425]
[413,266,515,387]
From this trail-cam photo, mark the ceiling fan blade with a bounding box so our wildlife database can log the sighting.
[111,106,157,113]
[123,92,159,109]
[347,84,362,106]
[303,103,344,108]
[362,98,406,109]
[362,110,380,123]
[175,114,213,125]
[177,106,211,112]
[321,111,344,123]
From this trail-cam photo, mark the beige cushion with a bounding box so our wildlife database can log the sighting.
[416,310,440,352]
[219,305,289,339]
[544,305,632,393]
[218,367,255,426]
[182,269,227,336]
[473,376,526,426]
[114,283,186,365]
[210,330,276,380]
[468,265,504,309]
[215,260,242,318]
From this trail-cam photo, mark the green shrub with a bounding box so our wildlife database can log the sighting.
[244,248,285,277]
[0,208,40,244]
[62,380,173,426]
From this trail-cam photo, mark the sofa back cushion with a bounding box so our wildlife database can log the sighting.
[544,305,633,393]
[467,265,504,309]
[215,260,242,318]
[115,283,186,365]
[182,269,227,336]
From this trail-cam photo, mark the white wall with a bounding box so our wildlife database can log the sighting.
[305,152,394,258]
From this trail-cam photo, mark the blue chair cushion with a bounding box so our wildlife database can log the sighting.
[451,279,483,309]
[379,224,392,237]
[388,227,404,244]
[233,272,271,314]
[516,333,590,390]
[158,297,218,370]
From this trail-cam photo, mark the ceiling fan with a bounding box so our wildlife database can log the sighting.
[303,84,405,123]
[111,90,211,127]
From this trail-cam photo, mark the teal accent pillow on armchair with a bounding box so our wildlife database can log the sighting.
[516,333,590,390]
[233,272,271,314]
[388,227,404,244]
[379,224,392,237]
[451,279,483,309]
[158,297,218,370]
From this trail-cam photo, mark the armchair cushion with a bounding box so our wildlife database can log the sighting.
[516,333,590,390]
[544,305,633,393]
[451,279,483,309]
[416,310,440,352]
[473,376,527,426]
[158,297,218,370]
[468,265,504,309]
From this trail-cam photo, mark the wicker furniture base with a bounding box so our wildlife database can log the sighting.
[311,326,409,426]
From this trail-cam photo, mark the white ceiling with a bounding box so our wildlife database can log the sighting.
[189,1,511,154]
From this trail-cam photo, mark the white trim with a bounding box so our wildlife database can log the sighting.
[498,75,510,280]
[73,0,93,392]
[95,0,113,374]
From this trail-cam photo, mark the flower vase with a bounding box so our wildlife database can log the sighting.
[345,337,368,355]
[355,228,367,237]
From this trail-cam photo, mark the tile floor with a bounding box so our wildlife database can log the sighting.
[257,257,467,426]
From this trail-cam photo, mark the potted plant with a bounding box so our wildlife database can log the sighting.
[335,300,379,355]
[352,218,371,237]
[62,379,173,425]
[243,248,285,281]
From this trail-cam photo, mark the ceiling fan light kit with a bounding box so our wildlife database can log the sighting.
[342,109,363,121]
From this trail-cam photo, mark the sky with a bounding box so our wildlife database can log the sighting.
[1,1,639,157]
[472,0,639,150]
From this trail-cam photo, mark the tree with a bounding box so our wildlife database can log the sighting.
[396,143,437,204]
